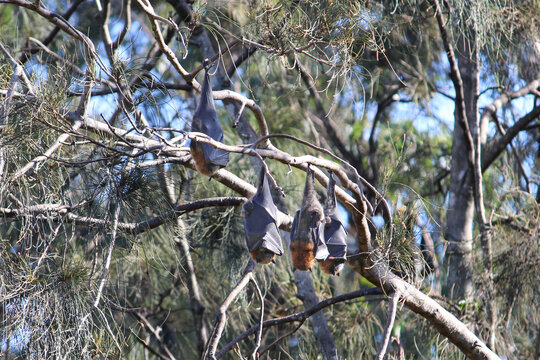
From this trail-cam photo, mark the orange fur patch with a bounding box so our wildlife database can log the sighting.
[190,142,214,176]
[290,241,315,271]
[319,260,334,275]
[250,249,275,264]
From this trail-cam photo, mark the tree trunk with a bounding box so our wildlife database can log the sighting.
[444,39,479,301]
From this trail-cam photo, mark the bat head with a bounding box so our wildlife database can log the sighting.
[250,248,277,264]
[190,141,223,176]
[320,259,345,276]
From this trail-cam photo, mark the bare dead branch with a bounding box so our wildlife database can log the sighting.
[429,0,475,169]
[1,197,246,235]
[376,291,400,360]
[249,277,264,360]
[18,0,85,64]
[482,105,540,171]
[479,78,540,144]
[216,287,382,359]
[203,260,256,360]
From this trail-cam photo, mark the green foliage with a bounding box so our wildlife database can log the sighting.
[1,0,538,359]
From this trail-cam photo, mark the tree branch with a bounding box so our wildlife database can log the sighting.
[479,78,540,144]
[482,105,540,171]
[17,0,85,64]
[429,0,475,169]
[249,277,264,360]
[216,288,382,358]
[203,260,256,360]
[348,187,500,360]
[134,0,270,138]
[376,291,400,360]
[1,197,246,235]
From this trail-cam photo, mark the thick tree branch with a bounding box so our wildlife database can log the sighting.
[348,187,500,360]
[482,105,540,171]
[216,288,382,358]
[294,270,339,360]
[479,78,540,144]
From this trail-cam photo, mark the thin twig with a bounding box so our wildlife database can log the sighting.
[376,291,400,360]
[203,260,256,360]
[1,197,246,235]
[249,277,264,360]
[216,287,382,358]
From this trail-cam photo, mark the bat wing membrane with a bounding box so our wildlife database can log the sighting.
[191,71,230,168]
[243,168,283,256]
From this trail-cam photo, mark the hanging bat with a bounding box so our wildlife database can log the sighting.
[243,167,284,264]
[319,172,348,276]
[190,70,229,176]
[290,165,328,271]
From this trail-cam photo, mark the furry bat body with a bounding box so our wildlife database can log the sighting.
[319,172,348,276]
[290,165,328,271]
[243,167,284,264]
[190,70,229,176]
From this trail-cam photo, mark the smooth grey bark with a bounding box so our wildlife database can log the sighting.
[294,270,339,360]
[444,39,479,301]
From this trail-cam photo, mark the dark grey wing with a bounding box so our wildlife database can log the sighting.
[323,171,347,259]
[290,211,300,240]
[192,70,229,167]
[252,167,278,220]
[243,207,283,254]
[243,168,283,254]
[324,213,347,260]
[314,221,329,260]
[202,145,229,168]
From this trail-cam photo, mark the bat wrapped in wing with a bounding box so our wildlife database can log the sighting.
[290,165,328,271]
[243,167,284,264]
[190,69,229,176]
[319,172,348,276]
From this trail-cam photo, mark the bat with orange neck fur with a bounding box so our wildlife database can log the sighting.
[189,69,229,176]
[319,171,347,276]
[290,165,328,271]
[243,167,284,264]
